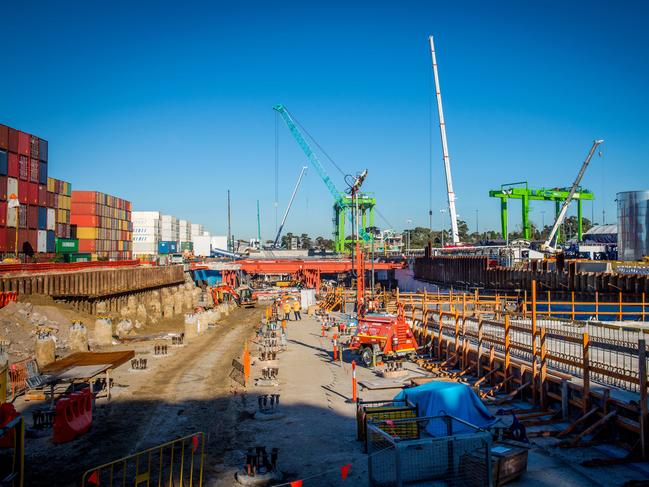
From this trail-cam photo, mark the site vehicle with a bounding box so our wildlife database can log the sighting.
[348,304,418,366]
[210,284,257,308]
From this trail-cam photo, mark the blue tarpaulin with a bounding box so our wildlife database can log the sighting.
[394,381,496,434]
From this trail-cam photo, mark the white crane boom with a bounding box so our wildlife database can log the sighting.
[543,139,604,250]
[273,166,308,248]
[429,35,460,244]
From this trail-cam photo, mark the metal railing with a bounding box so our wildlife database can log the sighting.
[81,432,205,487]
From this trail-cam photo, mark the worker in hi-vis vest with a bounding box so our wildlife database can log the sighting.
[293,298,301,320]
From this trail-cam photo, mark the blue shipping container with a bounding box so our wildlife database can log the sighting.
[46,230,55,253]
[158,241,178,254]
[0,149,7,176]
[39,162,47,185]
[39,139,48,162]
[38,207,47,230]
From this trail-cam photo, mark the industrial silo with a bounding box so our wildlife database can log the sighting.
[617,190,649,261]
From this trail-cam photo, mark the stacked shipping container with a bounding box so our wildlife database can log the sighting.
[71,191,133,260]
[0,124,73,255]
[132,211,161,257]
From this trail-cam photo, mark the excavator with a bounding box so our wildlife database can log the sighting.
[210,284,257,308]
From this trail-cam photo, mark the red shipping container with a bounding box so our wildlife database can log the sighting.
[38,185,47,206]
[8,128,18,153]
[17,132,30,156]
[7,153,18,177]
[0,201,6,226]
[71,202,99,215]
[0,176,6,200]
[70,214,100,227]
[47,192,55,207]
[28,229,37,251]
[29,158,39,183]
[0,125,8,150]
[27,205,37,229]
[28,182,38,206]
[18,206,27,228]
[18,155,28,181]
[29,136,39,159]
[0,228,7,252]
[78,239,97,252]
[18,180,29,204]
[71,191,98,204]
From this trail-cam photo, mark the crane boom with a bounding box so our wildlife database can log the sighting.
[273,105,344,206]
[543,139,604,250]
[273,166,308,248]
[429,35,460,244]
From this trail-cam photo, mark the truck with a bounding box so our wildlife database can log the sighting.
[348,304,418,366]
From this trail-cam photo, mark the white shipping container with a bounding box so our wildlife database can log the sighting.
[6,205,17,227]
[192,235,211,257]
[7,178,18,199]
[37,230,47,253]
[211,236,228,250]
[132,211,161,222]
[191,224,203,236]
[47,208,56,231]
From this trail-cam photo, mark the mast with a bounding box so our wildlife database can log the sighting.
[429,35,460,244]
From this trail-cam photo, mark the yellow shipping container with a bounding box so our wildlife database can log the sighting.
[47,177,56,193]
[77,227,99,240]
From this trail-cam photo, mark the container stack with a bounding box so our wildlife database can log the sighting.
[71,191,133,260]
[179,219,193,252]
[159,215,179,253]
[0,124,56,255]
[132,211,161,258]
[47,178,72,239]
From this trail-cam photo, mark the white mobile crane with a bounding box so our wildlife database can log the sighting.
[272,166,308,249]
[542,139,604,252]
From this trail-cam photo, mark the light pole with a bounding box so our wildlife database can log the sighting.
[405,219,412,254]
[475,209,479,241]
[439,209,446,247]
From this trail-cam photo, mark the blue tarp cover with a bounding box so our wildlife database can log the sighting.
[394,381,496,433]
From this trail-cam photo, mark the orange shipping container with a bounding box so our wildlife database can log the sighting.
[71,202,99,215]
[71,191,98,204]
[71,214,100,227]
[78,239,97,252]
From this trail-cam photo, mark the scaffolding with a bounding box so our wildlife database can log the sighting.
[489,182,594,242]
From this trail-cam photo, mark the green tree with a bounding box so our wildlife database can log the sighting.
[300,233,312,249]
[280,232,294,249]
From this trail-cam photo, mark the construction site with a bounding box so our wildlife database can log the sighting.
[0,3,648,486]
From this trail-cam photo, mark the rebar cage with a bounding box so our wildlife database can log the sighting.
[367,415,492,487]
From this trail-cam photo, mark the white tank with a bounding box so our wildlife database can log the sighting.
[617,190,649,261]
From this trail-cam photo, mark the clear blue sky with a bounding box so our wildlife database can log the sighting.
[1,1,647,240]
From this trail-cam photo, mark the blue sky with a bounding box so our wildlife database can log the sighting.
[1,1,647,240]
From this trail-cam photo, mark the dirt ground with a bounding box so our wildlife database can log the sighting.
[17,306,262,487]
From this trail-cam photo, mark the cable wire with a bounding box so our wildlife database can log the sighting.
[288,109,348,178]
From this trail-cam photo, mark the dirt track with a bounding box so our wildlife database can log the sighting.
[24,307,261,486]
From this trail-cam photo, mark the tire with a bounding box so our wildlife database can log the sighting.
[360,347,373,367]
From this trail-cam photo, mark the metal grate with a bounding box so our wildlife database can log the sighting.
[367,415,492,487]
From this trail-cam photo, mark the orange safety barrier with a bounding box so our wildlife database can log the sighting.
[0,292,17,308]
[53,388,93,444]
[8,359,37,401]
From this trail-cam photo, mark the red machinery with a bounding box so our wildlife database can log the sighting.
[210,284,257,308]
[348,304,418,366]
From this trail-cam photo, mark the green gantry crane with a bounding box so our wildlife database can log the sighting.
[489,182,594,242]
[274,104,375,253]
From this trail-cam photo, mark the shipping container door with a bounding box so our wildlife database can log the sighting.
[0,150,7,176]
[46,230,55,253]
[7,153,18,178]
[18,180,28,204]
[37,230,47,253]
[39,139,48,162]
[39,162,47,184]
[38,206,47,230]
[47,208,55,231]
[17,132,29,156]
[0,125,8,150]
[18,155,28,181]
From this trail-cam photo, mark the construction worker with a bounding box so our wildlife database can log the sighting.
[293,298,301,320]
[282,299,292,321]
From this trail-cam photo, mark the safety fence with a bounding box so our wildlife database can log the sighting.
[0,291,17,309]
[0,414,25,487]
[367,415,492,487]
[81,432,205,487]
[0,260,140,274]
[7,359,40,401]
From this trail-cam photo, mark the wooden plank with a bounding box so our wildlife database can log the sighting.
[41,351,135,374]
